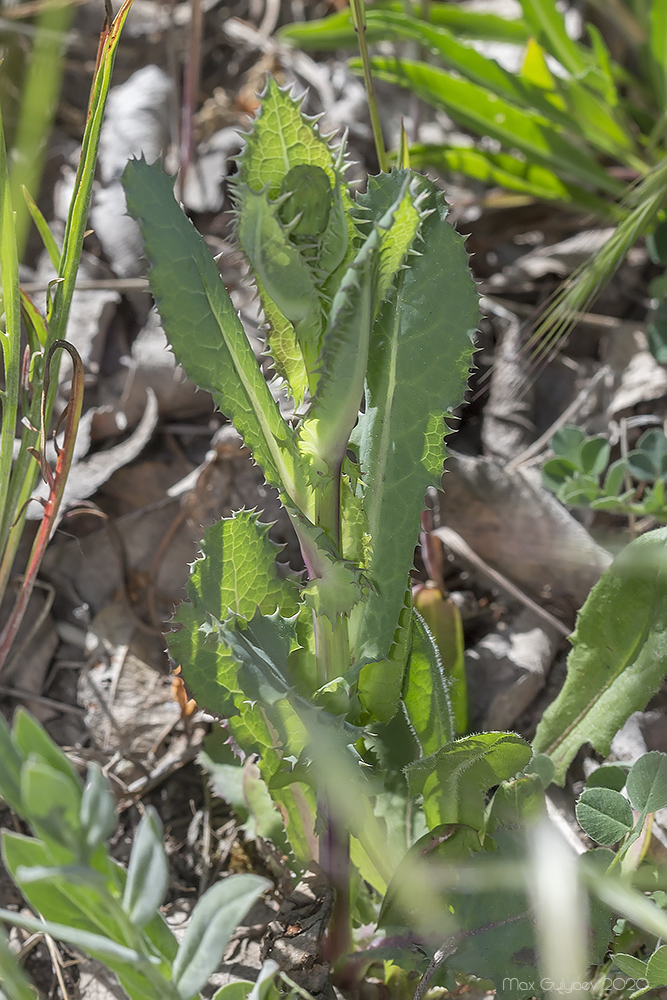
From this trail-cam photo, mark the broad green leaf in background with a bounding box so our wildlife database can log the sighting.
[533,528,667,784]
[349,181,477,665]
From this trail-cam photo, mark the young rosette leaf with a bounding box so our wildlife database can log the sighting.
[350,179,478,666]
[232,78,356,401]
[532,527,667,784]
[171,874,269,1000]
[406,732,532,830]
[169,510,299,716]
[297,170,422,484]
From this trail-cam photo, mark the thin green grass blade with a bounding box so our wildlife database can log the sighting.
[22,186,60,270]
[650,0,667,106]
[0,104,22,576]
[408,144,618,217]
[369,10,635,163]
[359,57,623,197]
[49,0,135,347]
[0,0,136,627]
[8,0,74,261]
[519,0,593,79]
[526,158,667,373]
[278,2,530,49]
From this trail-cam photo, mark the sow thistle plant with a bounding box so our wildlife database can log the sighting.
[117,79,667,997]
[122,75,480,901]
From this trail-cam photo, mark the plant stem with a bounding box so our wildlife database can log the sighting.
[349,0,389,173]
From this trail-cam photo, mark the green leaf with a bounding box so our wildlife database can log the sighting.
[12,709,81,792]
[349,181,477,664]
[533,528,667,784]
[211,982,256,1000]
[356,588,411,725]
[542,456,578,491]
[171,874,269,1000]
[550,425,586,464]
[278,2,531,50]
[519,0,591,78]
[442,822,540,998]
[295,516,364,622]
[0,712,23,812]
[406,733,532,830]
[614,952,649,978]
[0,907,150,967]
[21,761,83,857]
[579,436,610,477]
[647,944,667,987]
[604,458,628,497]
[297,170,421,476]
[379,823,482,935]
[585,765,628,792]
[402,609,454,757]
[122,807,168,927]
[170,510,299,717]
[626,752,667,814]
[575,787,634,845]
[628,429,667,481]
[121,159,304,507]
[0,925,36,1000]
[80,763,117,855]
[199,743,286,846]
[220,609,297,708]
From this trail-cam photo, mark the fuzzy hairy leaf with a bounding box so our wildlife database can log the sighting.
[349,182,477,665]
[402,610,454,757]
[121,159,303,506]
[532,527,667,784]
[406,733,532,830]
